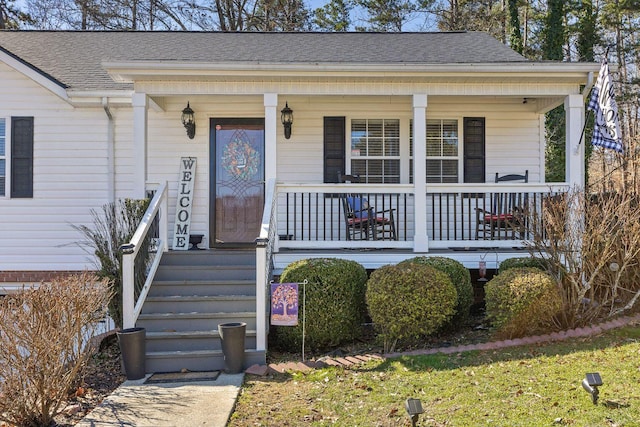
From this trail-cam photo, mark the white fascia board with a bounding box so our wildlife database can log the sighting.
[67,90,134,107]
[104,60,601,82]
[0,49,70,103]
[67,92,164,111]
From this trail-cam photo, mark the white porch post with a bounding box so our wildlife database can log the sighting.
[264,93,278,181]
[255,93,278,353]
[565,94,585,188]
[132,92,148,199]
[413,94,429,251]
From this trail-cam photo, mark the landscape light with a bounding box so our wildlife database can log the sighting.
[582,372,603,405]
[405,398,424,427]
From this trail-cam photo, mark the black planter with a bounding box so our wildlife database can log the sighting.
[218,322,246,374]
[117,327,146,380]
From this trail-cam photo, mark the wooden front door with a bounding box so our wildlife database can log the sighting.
[210,118,265,247]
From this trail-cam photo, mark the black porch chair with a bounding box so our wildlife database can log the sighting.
[475,170,528,239]
[338,173,397,241]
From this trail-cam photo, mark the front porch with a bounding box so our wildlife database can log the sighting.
[122,179,567,372]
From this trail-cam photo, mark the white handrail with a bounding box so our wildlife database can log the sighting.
[256,178,277,351]
[122,181,168,330]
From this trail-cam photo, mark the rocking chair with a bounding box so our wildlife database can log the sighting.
[475,170,528,240]
[338,173,397,241]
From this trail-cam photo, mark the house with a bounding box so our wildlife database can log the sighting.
[0,31,598,371]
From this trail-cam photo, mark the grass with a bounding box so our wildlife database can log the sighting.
[229,325,640,426]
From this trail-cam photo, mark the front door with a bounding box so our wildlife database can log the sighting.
[210,118,265,247]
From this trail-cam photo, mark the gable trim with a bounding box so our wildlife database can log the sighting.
[0,46,70,103]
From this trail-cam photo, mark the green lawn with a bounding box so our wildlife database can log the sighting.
[230,326,640,426]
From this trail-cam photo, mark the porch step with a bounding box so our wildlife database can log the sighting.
[148,280,256,297]
[154,265,256,281]
[146,329,258,352]
[137,312,257,332]
[142,295,256,313]
[146,349,266,374]
[159,249,255,266]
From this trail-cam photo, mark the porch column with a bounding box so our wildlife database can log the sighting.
[565,94,585,188]
[413,94,429,251]
[264,93,278,181]
[132,92,148,199]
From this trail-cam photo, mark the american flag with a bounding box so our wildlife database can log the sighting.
[587,59,624,153]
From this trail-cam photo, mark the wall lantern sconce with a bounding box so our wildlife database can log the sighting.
[582,372,603,405]
[281,102,293,139]
[181,102,196,139]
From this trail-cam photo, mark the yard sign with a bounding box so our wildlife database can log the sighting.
[172,157,196,250]
[271,283,299,326]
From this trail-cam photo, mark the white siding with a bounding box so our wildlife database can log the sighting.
[0,63,111,271]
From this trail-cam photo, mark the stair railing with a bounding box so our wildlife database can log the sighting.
[121,181,169,329]
[256,178,278,351]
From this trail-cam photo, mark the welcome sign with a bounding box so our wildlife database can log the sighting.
[172,157,196,250]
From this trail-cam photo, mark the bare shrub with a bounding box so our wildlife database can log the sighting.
[73,198,150,329]
[526,189,640,328]
[0,272,112,427]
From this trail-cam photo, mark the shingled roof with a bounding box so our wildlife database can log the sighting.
[0,31,528,91]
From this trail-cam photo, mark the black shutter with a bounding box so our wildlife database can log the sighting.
[11,117,34,198]
[463,117,485,183]
[323,116,345,183]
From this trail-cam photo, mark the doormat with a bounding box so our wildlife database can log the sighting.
[146,370,220,384]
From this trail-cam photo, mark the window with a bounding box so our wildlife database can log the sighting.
[426,119,459,183]
[0,119,5,196]
[350,119,400,183]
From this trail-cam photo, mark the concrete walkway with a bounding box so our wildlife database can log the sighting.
[76,373,244,427]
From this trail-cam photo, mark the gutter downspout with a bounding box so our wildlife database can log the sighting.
[102,97,116,203]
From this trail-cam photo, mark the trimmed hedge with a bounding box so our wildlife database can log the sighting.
[485,267,562,339]
[399,256,473,328]
[366,262,457,352]
[499,256,548,273]
[271,258,368,351]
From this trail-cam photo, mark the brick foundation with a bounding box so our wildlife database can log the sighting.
[0,270,92,284]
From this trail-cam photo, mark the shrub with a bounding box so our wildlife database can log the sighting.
[272,258,368,352]
[0,272,112,427]
[366,263,457,352]
[399,256,473,328]
[499,256,547,273]
[485,267,562,339]
[74,198,150,329]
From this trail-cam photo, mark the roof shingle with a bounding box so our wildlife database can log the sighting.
[0,31,528,91]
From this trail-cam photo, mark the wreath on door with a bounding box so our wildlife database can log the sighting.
[222,138,260,181]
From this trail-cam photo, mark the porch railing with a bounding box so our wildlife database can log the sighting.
[275,183,569,249]
[121,181,169,330]
[426,183,569,248]
[256,178,278,352]
[277,183,413,249]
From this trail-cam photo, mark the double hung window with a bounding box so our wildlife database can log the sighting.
[426,119,459,183]
[350,119,400,183]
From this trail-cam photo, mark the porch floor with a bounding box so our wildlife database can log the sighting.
[272,246,531,273]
